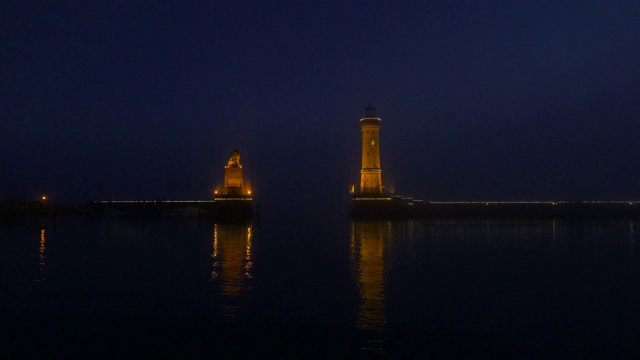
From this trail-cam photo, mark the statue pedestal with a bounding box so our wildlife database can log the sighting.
[225,166,243,189]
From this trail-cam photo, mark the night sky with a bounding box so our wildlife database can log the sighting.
[2,1,640,212]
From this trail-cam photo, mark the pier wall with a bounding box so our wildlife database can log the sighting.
[349,198,640,220]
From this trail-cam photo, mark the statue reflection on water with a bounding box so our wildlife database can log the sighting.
[350,221,391,334]
[210,222,253,317]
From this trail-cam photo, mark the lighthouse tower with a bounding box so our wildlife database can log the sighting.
[360,105,383,196]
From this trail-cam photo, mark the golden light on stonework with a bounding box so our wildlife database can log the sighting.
[215,149,256,198]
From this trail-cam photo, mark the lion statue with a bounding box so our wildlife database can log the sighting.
[227,149,241,167]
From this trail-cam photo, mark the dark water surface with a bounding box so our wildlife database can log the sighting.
[2,212,640,357]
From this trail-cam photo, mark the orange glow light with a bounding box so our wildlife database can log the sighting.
[42,196,47,200]
[247,190,252,195]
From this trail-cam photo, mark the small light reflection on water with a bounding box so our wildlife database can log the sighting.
[245,227,253,279]
[630,221,635,254]
[36,228,46,282]
[552,219,558,261]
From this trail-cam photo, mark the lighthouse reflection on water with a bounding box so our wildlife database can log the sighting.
[351,221,391,333]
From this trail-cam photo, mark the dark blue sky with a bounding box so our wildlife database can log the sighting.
[2,1,640,209]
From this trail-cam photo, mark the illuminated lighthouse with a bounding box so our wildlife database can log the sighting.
[360,105,383,196]
[349,105,425,218]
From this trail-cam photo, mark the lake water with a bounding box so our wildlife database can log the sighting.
[2,211,640,357]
